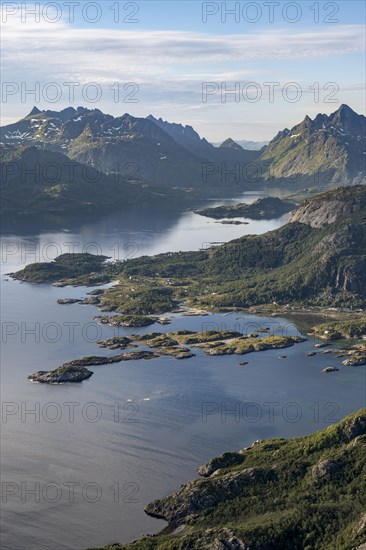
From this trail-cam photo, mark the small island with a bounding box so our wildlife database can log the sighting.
[28,365,93,384]
[342,354,366,367]
[196,197,296,220]
[27,331,308,382]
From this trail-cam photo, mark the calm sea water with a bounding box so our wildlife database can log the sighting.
[1,194,365,550]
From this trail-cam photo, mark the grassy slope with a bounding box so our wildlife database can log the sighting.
[88,408,366,550]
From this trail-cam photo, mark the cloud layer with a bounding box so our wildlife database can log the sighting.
[1,14,365,140]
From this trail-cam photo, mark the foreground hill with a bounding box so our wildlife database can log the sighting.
[13,186,366,312]
[89,408,366,549]
[259,105,366,189]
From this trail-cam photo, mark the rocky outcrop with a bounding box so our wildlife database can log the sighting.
[97,337,132,350]
[167,528,254,550]
[28,366,93,384]
[145,467,274,525]
[95,315,158,327]
[289,186,366,228]
[62,351,159,368]
[57,298,81,305]
[198,452,245,477]
[342,355,366,367]
[338,413,366,442]
[312,459,339,480]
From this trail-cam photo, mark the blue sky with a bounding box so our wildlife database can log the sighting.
[1,0,365,141]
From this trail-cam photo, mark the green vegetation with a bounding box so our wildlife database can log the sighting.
[0,146,150,217]
[11,253,113,284]
[202,335,306,356]
[170,330,242,345]
[96,315,159,327]
[0,145,205,218]
[313,319,366,340]
[88,408,366,550]
[258,105,366,189]
[100,283,178,314]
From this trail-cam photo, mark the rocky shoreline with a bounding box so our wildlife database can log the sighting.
[87,409,366,549]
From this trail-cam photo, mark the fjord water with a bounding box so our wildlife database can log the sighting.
[1,194,365,550]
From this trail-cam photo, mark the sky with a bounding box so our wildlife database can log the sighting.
[1,0,365,141]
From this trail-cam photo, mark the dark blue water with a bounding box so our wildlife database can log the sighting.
[1,195,365,549]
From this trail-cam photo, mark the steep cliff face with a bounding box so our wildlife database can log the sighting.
[289,185,366,228]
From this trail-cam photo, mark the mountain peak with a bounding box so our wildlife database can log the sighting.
[330,103,365,135]
[337,104,356,115]
[220,138,243,150]
[28,106,42,116]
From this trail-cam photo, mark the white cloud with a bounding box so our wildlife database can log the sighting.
[1,14,365,140]
[1,18,365,83]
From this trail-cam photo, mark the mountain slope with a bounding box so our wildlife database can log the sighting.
[0,108,215,187]
[89,408,366,549]
[259,105,366,188]
[146,114,214,157]
[147,115,261,165]
[289,184,366,228]
[0,145,160,216]
[0,108,261,189]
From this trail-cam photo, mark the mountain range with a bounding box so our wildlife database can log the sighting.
[0,107,260,189]
[1,104,365,217]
